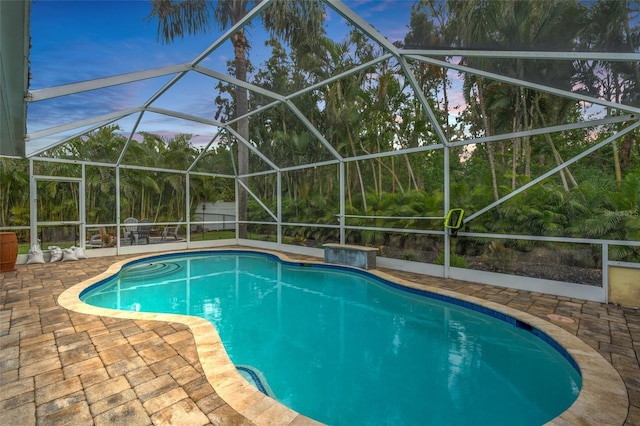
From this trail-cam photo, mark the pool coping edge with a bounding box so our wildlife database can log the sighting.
[57,248,629,426]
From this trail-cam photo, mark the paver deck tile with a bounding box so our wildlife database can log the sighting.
[143,386,189,415]
[127,330,164,349]
[125,366,156,387]
[35,369,64,389]
[36,393,90,423]
[134,374,179,402]
[106,355,147,377]
[78,367,109,388]
[99,343,138,366]
[62,356,104,379]
[150,354,189,376]
[93,399,150,426]
[170,364,202,386]
[0,402,36,426]
[1,251,639,425]
[138,343,178,365]
[19,357,61,379]
[151,398,210,426]
[35,376,83,406]
[85,375,130,404]
[90,388,137,416]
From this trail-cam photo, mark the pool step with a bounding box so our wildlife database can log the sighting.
[236,365,276,398]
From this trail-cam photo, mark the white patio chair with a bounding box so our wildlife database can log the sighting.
[123,217,138,244]
[162,217,183,240]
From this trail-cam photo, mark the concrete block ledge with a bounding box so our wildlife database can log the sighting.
[322,243,377,269]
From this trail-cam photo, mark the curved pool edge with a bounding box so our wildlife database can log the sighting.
[369,268,629,426]
[57,248,629,426]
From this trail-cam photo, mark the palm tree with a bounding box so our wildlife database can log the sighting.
[148,0,325,237]
[582,171,640,260]
[0,158,29,227]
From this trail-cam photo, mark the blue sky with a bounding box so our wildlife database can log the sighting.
[27,0,416,151]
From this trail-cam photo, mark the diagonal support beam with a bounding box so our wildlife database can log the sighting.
[407,54,640,115]
[145,106,224,127]
[27,120,115,157]
[464,120,640,223]
[237,177,278,221]
[189,0,275,67]
[285,100,342,160]
[326,2,450,145]
[448,114,638,148]
[26,107,142,141]
[143,0,275,109]
[398,56,449,145]
[326,0,399,55]
[188,129,224,172]
[194,65,285,101]
[226,126,279,172]
[285,53,394,101]
[224,55,393,128]
[401,49,640,62]
[28,65,188,102]
[116,110,146,166]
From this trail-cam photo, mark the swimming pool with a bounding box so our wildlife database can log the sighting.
[80,251,581,425]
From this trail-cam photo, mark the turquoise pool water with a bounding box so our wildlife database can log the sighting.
[81,251,581,425]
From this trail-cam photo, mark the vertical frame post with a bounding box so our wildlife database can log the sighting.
[339,161,345,244]
[115,166,121,251]
[234,176,239,242]
[80,164,86,248]
[277,171,282,245]
[602,243,609,304]
[29,159,36,247]
[443,143,451,278]
[186,172,191,244]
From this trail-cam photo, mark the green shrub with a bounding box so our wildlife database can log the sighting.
[481,241,514,273]
[434,252,469,268]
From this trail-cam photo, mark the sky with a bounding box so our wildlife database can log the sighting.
[27,0,418,153]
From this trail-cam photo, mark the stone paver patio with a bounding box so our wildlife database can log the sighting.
[1,250,639,425]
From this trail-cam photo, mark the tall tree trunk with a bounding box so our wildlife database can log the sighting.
[613,142,623,182]
[233,31,249,238]
[347,127,367,212]
[534,97,577,189]
[391,156,395,193]
[404,154,418,191]
[346,163,353,209]
[378,158,382,197]
[518,66,532,180]
[371,160,379,196]
[359,139,405,194]
[476,80,500,201]
[442,68,450,140]
[512,113,520,190]
[140,188,145,219]
[619,131,636,170]
[154,184,164,224]
[524,137,531,179]
[375,157,404,194]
